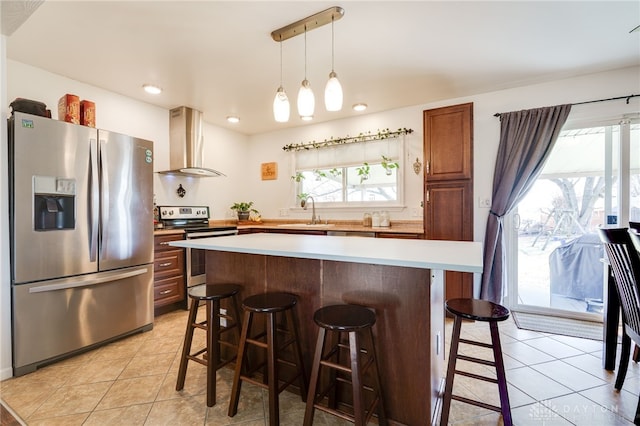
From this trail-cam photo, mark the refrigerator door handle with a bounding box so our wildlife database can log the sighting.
[89,138,99,262]
[28,267,149,293]
[99,137,109,259]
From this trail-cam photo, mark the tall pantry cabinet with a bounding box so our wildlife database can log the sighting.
[423,103,474,300]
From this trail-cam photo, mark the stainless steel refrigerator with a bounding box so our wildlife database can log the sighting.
[8,111,155,376]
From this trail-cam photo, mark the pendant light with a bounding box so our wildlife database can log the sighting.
[297,25,315,119]
[324,14,343,111]
[270,7,344,122]
[273,35,290,122]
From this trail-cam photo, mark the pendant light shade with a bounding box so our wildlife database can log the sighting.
[298,79,315,118]
[273,86,290,122]
[324,71,342,111]
[273,37,290,122]
[324,15,343,111]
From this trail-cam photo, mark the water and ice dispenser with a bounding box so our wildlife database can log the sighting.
[33,176,76,230]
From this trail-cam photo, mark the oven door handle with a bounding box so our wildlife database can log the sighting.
[187,230,238,238]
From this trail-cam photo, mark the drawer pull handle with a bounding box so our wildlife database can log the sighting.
[159,262,172,267]
[159,289,173,295]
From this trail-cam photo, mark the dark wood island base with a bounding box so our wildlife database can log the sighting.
[206,251,445,426]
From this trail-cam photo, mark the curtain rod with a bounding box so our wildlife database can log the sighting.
[493,94,639,117]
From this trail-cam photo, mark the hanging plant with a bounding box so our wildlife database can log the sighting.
[291,172,305,182]
[313,169,327,180]
[381,155,399,175]
[356,162,370,183]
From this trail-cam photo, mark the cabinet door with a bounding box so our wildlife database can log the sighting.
[425,181,474,299]
[424,102,473,182]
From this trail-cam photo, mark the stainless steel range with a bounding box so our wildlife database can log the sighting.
[158,206,238,287]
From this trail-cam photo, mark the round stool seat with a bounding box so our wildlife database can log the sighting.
[242,292,297,313]
[188,283,242,301]
[314,304,376,331]
[446,298,510,322]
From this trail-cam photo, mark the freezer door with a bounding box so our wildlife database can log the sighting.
[99,131,154,271]
[12,266,153,375]
[10,112,98,284]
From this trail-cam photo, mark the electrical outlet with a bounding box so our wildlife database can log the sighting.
[219,308,227,328]
[478,197,491,208]
[279,208,289,217]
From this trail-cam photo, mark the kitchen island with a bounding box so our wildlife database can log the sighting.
[171,233,482,425]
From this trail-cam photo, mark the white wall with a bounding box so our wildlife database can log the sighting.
[1,61,638,378]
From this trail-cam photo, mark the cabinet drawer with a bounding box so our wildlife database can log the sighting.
[154,276,185,307]
[154,234,184,252]
[154,249,184,279]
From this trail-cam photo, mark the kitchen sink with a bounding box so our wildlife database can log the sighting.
[276,223,335,227]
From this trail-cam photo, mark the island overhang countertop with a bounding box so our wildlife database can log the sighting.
[170,233,483,273]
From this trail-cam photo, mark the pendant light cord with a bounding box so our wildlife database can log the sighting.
[331,15,335,72]
[304,25,308,79]
[279,35,283,86]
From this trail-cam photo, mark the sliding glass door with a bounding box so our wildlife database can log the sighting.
[506,120,639,319]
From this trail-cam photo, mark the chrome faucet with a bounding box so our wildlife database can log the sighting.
[300,196,318,224]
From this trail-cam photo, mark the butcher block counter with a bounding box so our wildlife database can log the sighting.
[170,233,482,425]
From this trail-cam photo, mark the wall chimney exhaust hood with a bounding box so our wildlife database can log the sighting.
[158,106,225,177]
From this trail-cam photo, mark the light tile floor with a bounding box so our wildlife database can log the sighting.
[0,307,638,425]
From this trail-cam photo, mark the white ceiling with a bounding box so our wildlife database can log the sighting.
[5,1,640,135]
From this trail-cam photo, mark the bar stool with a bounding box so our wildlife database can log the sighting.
[176,283,243,407]
[440,298,512,426]
[303,304,387,426]
[228,292,307,426]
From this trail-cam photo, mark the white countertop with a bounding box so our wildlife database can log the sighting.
[170,233,483,273]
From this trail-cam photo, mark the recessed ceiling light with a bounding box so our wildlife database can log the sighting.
[226,116,240,123]
[142,84,162,95]
[352,103,367,112]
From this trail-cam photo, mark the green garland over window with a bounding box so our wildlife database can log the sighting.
[282,127,413,152]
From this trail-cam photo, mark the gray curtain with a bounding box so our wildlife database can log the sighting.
[480,104,572,303]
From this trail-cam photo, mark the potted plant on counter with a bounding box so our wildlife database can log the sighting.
[231,201,259,221]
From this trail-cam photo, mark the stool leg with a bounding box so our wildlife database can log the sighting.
[287,307,308,400]
[440,315,462,426]
[267,312,279,426]
[328,331,340,409]
[304,327,327,426]
[176,297,199,391]
[490,321,512,426]
[228,309,252,417]
[205,299,220,407]
[367,328,388,426]
[349,331,365,426]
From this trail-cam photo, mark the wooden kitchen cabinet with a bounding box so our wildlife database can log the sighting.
[153,233,185,312]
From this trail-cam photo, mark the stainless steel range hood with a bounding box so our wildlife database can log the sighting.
[158,106,225,177]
